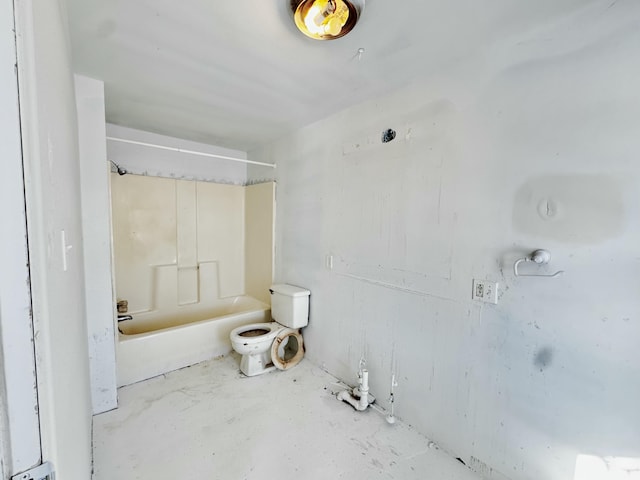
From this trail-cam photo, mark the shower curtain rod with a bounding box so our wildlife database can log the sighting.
[106,136,276,168]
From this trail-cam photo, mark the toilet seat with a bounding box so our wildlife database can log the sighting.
[271,328,304,370]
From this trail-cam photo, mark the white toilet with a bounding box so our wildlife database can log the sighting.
[230,284,310,377]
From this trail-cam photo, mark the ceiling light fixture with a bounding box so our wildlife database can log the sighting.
[291,0,364,40]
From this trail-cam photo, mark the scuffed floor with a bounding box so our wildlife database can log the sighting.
[92,355,480,480]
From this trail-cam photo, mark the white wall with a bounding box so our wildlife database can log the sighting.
[75,74,118,415]
[15,0,93,478]
[248,2,640,480]
[106,124,248,184]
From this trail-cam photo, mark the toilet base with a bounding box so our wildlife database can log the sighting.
[239,349,277,377]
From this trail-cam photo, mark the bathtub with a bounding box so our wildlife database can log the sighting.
[117,295,270,386]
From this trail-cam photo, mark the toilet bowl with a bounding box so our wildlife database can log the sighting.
[230,284,310,376]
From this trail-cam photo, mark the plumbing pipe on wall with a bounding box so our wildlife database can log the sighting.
[337,367,372,411]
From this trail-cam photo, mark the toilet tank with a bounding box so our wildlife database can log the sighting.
[269,284,310,328]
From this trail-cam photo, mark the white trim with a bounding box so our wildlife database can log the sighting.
[0,0,42,473]
[106,136,276,168]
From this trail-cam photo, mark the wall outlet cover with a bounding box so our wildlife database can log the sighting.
[472,279,499,304]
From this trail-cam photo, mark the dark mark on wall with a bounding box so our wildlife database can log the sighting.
[534,347,554,371]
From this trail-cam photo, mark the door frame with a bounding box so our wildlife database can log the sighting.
[0,0,42,476]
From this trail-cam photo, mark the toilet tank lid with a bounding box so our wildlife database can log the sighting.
[270,284,310,297]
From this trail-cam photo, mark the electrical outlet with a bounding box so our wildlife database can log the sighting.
[472,279,499,304]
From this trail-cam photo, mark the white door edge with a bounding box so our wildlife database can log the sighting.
[0,0,43,475]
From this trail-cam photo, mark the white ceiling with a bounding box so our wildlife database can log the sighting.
[66,0,590,151]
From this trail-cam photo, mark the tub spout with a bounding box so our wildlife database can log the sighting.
[117,314,133,322]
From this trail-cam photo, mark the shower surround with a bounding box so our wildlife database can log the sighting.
[111,174,274,385]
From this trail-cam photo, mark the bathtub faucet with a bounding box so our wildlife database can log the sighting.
[117,314,133,322]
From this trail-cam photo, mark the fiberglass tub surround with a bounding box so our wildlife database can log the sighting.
[111,174,275,386]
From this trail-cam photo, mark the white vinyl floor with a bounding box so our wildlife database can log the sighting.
[92,355,481,480]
